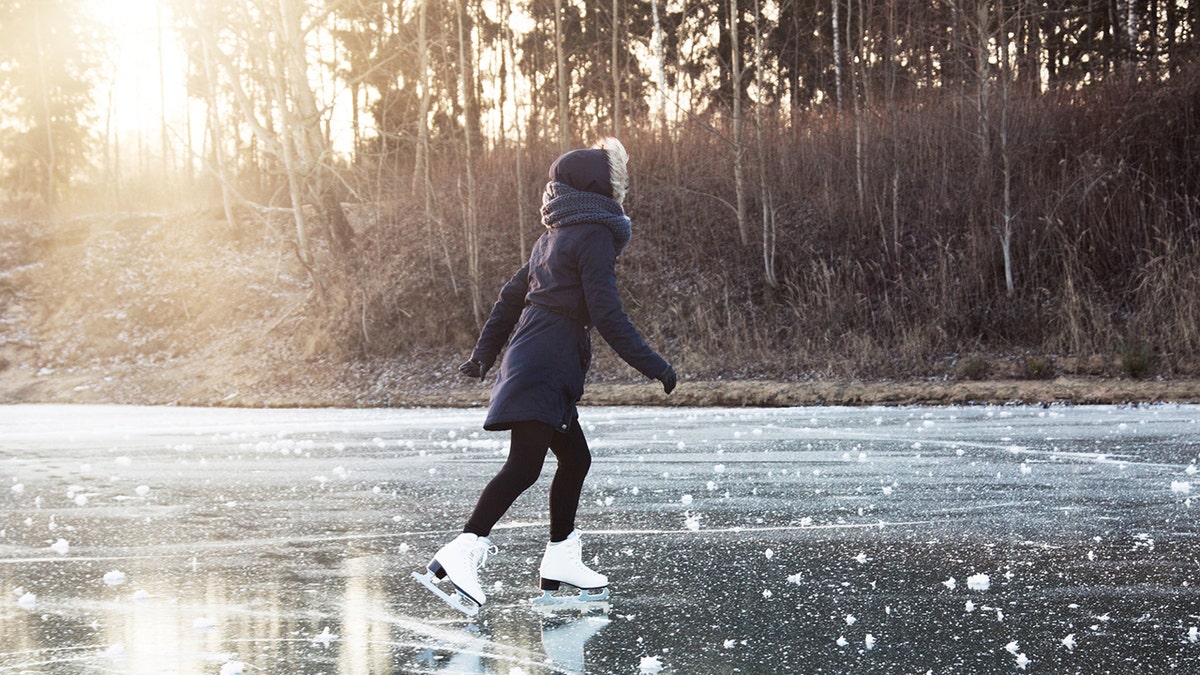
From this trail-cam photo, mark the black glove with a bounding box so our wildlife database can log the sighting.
[458,358,488,380]
[657,364,677,395]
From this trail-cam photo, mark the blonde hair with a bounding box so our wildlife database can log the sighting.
[593,137,629,204]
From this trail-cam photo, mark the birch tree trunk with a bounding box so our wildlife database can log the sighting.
[611,0,621,137]
[197,36,237,229]
[651,0,667,135]
[457,0,484,329]
[730,0,749,247]
[998,1,1016,295]
[503,1,529,262]
[32,3,57,208]
[754,0,777,288]
[413,0,431,201]
[277,0,353,257]
[555,0,569,152]
[832,0,844,112]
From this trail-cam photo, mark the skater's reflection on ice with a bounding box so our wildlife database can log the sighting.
[541,614,610,673]
[425,612,610,674]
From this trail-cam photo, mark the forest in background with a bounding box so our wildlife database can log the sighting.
[2,0,1199,395]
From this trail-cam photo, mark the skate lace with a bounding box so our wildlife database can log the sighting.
[468,541,499,571]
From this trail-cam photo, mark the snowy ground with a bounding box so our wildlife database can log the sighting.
[2,403,1198,674]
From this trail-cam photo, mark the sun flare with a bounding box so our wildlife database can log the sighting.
[87,0,184,142]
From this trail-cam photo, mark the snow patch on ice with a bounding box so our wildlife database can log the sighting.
[103,570,127,586]
[967,573,990,591]
[311,626,338,646]
[638,655,664,673]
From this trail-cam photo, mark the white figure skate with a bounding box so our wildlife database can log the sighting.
[532,530,610,607]
[412,533,496,617]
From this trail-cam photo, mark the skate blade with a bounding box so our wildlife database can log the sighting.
[412,569,480,618]
[530,587,610,613]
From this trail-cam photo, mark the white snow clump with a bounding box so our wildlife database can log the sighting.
[103,570,127,586]
[638,655,664,673]
[967,573,990,591]
[50,538,69,555]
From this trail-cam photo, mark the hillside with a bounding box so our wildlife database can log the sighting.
[2,212,1198,409]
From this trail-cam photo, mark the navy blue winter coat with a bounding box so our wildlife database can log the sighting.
[470,219,669,432]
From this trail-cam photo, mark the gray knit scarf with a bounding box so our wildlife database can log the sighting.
[541,181,632,256]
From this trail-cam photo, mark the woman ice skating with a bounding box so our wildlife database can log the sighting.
[414,137,677,616]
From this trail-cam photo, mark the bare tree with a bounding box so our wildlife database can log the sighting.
[457,0,483,328]
[730,0,749,247]
[754,0,777,288]
[503,0,529,262]
[555,0,569,151]
[611,0,621,137]
[651,0,667,135]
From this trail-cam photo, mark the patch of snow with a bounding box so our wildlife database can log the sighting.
[638,655,664,673]
[102,644,125,659]
[311,626,338,646]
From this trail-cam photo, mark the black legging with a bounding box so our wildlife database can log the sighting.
[464,419,591,543]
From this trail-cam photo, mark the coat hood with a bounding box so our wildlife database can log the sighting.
[547,137,629,204]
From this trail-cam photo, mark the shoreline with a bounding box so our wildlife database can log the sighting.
[3,363,1199,408]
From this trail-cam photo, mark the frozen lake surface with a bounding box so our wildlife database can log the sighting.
[2,403,1199,673]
